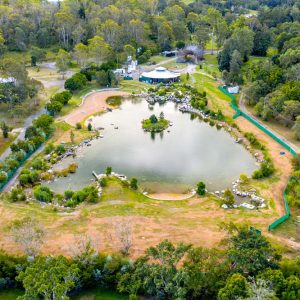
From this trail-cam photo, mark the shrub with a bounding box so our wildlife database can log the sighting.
[87,123,92,131]
[64,190,74,200]
[9,188,26,202]
[0,171,8,183]
[65,73,87,92]
[222,189,235,207]
[46,101,63,115]
[252,160,275,179]
[76,123,82,130]
[130,177,138,190]
[51,91,72,105]
[106,166,112,176]
[196,181,206,196]
[33,185,54,203]
[68,163,78,173]
[100,177,108,187]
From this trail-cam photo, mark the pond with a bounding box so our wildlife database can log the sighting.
[48,98,258,194]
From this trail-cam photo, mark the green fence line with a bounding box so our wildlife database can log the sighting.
[218,86,298,231]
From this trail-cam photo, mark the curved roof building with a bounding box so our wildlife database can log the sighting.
[140,67,180,84]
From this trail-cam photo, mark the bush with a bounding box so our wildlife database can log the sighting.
[100,177,108,187]
[9,188,26,202]
[106,166,112,176]
[130,178,138,190]
[0,171,8,183]
[65,73,87,92]
[33,185,54,203]
[252,160,275,179]
[196,181,206,196]
[51,91,72,105]
[87,123,92,131]
[76,123,82,130]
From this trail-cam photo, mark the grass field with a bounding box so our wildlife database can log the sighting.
[0,175,286,258]
[120,79,150,93]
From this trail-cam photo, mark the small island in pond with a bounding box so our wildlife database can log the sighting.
[142,112,170,132]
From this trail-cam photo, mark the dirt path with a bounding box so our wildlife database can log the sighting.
[235,117,293,217]
[62,90,129,126]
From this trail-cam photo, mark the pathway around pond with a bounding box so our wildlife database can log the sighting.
[61,89,130,126]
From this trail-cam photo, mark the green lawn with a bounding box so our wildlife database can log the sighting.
[120,79,150,93]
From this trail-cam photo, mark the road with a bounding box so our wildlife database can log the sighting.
[239,92,300,154]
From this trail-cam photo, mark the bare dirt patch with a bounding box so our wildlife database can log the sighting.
[62,90,129,126]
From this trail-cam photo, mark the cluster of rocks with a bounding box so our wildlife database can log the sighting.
[145,91,191,105]
[218,179,266,210]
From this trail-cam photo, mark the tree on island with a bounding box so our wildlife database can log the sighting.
[150,114,158,124]
[142,114,170,133]
[159,111,165,121]
[106,166,112,176]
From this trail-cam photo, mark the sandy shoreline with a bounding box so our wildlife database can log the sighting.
[62,90,129,126]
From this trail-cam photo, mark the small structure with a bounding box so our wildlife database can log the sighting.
[228,86,240,94]
[140,67,180,84]
[0,77,16,85]
[177,45,204,63]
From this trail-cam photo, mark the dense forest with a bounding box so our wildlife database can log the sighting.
[0,0,299,138]
[0,226,300,299]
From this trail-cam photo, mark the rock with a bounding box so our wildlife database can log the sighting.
[221,204,228,209]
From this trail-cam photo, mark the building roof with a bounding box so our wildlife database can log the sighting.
[0,77,16,84]
[141,67,180,80]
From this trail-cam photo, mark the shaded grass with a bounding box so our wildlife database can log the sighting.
[0,134,17,155]
[119,80,150,93]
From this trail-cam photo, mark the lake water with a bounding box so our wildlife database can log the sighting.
[48,98,258,193]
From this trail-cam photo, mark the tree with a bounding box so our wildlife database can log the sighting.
[96,70,109,87]
[113,218,133,255]
[150,114,158,124]
[9,217,45,257]
[56,49,71,79]
[130,177,138,190]
[87,123,92,131]
[196,181,206,196]
[245,279,277,300]
[184,247,230,299]
[228,227,279,276]
[292,116,300,141]
[46,101,63,116]
[0,121,10,138]
[124,44,136,60]
[88,36,112,65]
[73,43,89,68]
[33,114,53,133]
[65,73,87,92]
[30,47,46,66]
[228,50,243,84]
[106,166,112,176]
[118,240,191,299]
[17,256,79,300]
[218,273,249,300]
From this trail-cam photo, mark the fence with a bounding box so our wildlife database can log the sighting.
[218,86,298,231]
